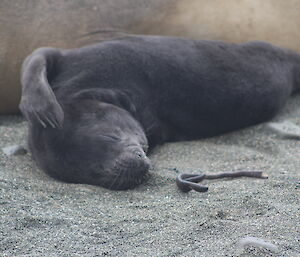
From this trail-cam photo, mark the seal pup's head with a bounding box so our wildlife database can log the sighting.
[41,98,150,190]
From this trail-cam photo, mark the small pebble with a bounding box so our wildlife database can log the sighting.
[236,236,279,254]
[2,145,27,156]
[267,120,300,139]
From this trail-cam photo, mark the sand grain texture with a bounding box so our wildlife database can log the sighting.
[1,95,300,257]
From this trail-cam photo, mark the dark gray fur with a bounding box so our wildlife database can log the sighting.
[19,35,300,190]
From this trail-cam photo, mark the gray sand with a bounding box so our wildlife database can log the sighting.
[1,95,299,257]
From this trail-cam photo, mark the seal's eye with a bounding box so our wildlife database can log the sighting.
[99,135,121,142]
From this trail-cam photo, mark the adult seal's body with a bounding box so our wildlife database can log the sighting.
[20,35,300,190]
[2,0,300,114]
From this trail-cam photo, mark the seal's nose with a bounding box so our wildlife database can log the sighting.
[131,148,151,172]
[133,148,147,160]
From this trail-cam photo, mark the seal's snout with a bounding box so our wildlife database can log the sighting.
[136,152,151,174]
[133,148,150,166]
[126,145,150,169]
[124,147,151,173]
[134,147,150,174]
[110,148,151,190]
[134,149,146,159]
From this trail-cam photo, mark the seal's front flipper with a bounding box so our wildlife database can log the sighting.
[19,48,64,128]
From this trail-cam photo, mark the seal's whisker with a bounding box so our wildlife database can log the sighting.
[109,167,124,190]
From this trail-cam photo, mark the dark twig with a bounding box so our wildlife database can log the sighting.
[176,171,268,193]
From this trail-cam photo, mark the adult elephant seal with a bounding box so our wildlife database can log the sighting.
[2,0,300,114]
[20,35,300,190]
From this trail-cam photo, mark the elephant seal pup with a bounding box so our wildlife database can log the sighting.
[20,35,300,190]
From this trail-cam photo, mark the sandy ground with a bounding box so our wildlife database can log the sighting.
[0,95,299,257]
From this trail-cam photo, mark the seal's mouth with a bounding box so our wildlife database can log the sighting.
[108,148,151,190]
